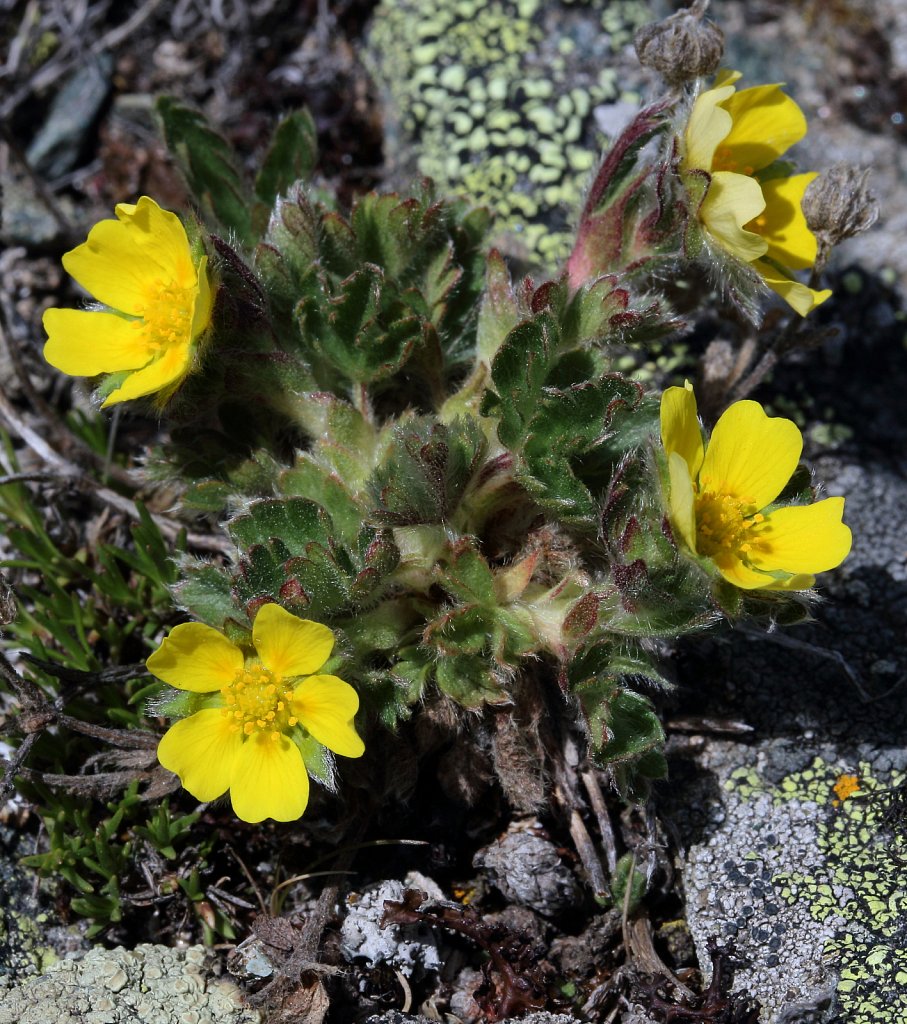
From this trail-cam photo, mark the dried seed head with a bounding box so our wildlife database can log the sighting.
[803,164,880,247]
[803,164,879,273]
[634,0,725,86]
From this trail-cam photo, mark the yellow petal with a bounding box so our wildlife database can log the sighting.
[749,174,818,270]
[292,674,365,758]
[190,254,213,339]
[667,451,697,553]
[62,221,162,316]
[43,308,154,375]
[684,79,738,171]
[714,556,780,590]
[660,383,704,478]
[157,709,241,801]
[100,342,192,407]
[719,84,807,174]
[714,555,815,591]
[700,171,769,263]
[229,732,310,822]
[753,259,832,317]
[147,622,243,692]
[749,497,852,574]
[700,400,802,510]
[114,196,197,290]
[252,604,334,680]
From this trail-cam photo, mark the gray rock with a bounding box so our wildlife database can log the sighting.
[672,437,907,1023]
[364,1015,580,1024]
[26,55,113,179]
[474,819,582,917]
[0,943,259,1023]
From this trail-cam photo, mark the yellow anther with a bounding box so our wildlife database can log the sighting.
[288,716,298,727]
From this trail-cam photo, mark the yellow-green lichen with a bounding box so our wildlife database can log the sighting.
[0,906,58,977]
[367,0,652,266]
[768,758,907,1024]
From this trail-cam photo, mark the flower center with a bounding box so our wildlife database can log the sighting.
[694,489,764,561]
[220,662,298,741]
[712,145,755,177]
[133,279,193,353]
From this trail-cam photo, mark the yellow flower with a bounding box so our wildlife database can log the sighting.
[660,384,851,591]
[147,604,364,823]
[43,196,213,407]
[682,70,831,316]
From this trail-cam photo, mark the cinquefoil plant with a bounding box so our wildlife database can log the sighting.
[11,2,868,850]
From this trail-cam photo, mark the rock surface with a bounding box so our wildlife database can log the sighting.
[0,944,260,1024]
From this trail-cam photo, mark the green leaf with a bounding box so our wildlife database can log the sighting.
[611,852,647,913]
[278,456,365,546]
[350,528,400,604]
[299,264,427,385]
[228,497,333,554]
[256,184,322,306]
[255,108,318,205]
[598,689,664,763]
[476,249,520,365]
[435,654,508,708]
[171,562,237,627]
[424,603,491,656]
[368,416,487,526]
[435,538,496,604]
[495,372,647,529]
[155,96,253,244]
[484,314,559,449]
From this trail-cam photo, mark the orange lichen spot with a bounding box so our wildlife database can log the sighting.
[832,773,860,806]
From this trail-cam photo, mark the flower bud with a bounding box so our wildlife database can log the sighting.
[634,0,725,86]
[802,164,879,260]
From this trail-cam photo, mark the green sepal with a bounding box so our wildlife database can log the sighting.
[255,108,318,206]
[293,730,337,792]
[155,688,215,720]
[155,97,253,245]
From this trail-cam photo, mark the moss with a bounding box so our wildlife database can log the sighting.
[366,0,652,266]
